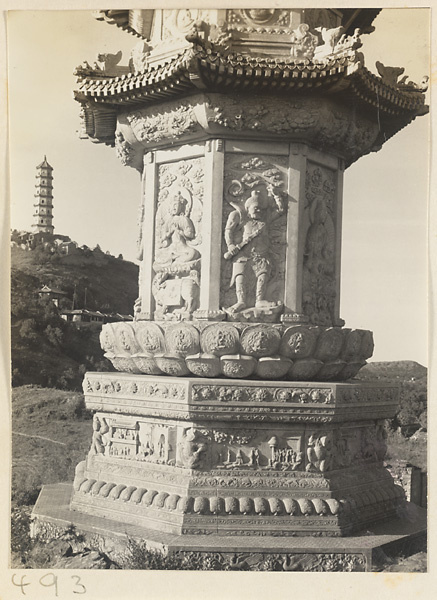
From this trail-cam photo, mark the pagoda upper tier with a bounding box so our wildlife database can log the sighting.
[74,8,428,167]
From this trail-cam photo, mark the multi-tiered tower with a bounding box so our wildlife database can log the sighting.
[32,156,54,234]
[32,9,427,571]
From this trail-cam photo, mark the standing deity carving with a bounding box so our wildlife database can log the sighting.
[221,156,288,320]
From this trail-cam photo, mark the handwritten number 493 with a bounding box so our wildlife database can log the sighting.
[12,573,86,595]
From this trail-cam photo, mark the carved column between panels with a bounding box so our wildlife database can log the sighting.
[194,139,225,320]
[137,151,157,320]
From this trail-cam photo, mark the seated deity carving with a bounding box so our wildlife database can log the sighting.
[152,191,201,320]
[154,192,200,269]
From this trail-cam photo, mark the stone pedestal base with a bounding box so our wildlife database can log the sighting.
[32,483,426,572]
[64,373,403,537]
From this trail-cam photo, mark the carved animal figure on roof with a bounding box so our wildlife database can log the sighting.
[314,25,344,52]
[375,61,405,86]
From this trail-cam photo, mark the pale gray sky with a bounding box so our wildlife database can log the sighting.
[7,8,430,365]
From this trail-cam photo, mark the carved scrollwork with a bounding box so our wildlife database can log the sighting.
[302,163,337,326]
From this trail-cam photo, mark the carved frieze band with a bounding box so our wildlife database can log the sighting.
[85,410,393,475]
[117,94,380,167]
[73,474,404,520]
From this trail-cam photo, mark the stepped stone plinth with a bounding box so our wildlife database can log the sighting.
[32,8,427,567]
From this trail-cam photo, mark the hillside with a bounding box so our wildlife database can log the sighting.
[11,245,139,389]
[357,361,427,430]
[356,360,427,382]
[11,244,138,314]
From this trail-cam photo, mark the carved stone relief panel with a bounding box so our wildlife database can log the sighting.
[126,100,201,146]
[152,158,204,320]
[227,9,291,29]
[137,422,177,466]
[302,162,337,326]
[193,427,305,472]
[220,154,288,322]
[161,9,212,41]
[205,95,320,137]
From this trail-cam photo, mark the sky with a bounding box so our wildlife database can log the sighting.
[7,8,430,366]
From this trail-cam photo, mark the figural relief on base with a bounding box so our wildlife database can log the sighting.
[152,158,204,320]
[302,162,337,326]
[221,155,288,321]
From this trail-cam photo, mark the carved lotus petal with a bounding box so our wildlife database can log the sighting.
[90,481,107,496]
[314,328,344,361]
[153,492,170,508]
[325,499,341,515]
[287,358,323,380]
[255,356,292,379]
[311,498,329,515]
[120,486,137,502]
[209,496,225,514]
[142,490,158,506]
[98,482,116,498]
[111,356,142,374]
[154,355,191,376]
[193,496,209,514]
[100,324,116,353]
[109,484,127,500]
[131,355,164,375]
[113,322,141,354]
[280,326,318,358]
[282,498,299,515]
[130,488,147,504]
[240,325,281,357]
[360,330,374,360]
[165,494,181,511]
[239,497,254,515]
[186,353,221,377]
[297,498,313,516]
[220,355,256,378]
[165,323,200,357]
[80,479,97,494]
[268,497,284,515]
[73,477,87,492]
[253,497,269,515]
[200,323,240,356]
[224,497,239,514]
[340,329,363,360]
[338,361,366,380]
[316,360,346,381]
[177,496,193,513]
[135,322,165,355]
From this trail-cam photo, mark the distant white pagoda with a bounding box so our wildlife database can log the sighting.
[32,156,54,234]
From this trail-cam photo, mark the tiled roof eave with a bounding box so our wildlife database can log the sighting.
[348,66,427,114]
[74,45,426,116]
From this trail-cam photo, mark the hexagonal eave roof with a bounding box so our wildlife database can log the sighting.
[74,38,427,116]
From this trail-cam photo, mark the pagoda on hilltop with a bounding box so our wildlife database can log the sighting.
[32,156,54,235]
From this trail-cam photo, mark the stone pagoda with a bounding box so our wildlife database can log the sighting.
[32,156,54,235]
[32,8,428,570]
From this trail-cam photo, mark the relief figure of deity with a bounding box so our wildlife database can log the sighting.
[153,190,201,319]
[224,187,284,315]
